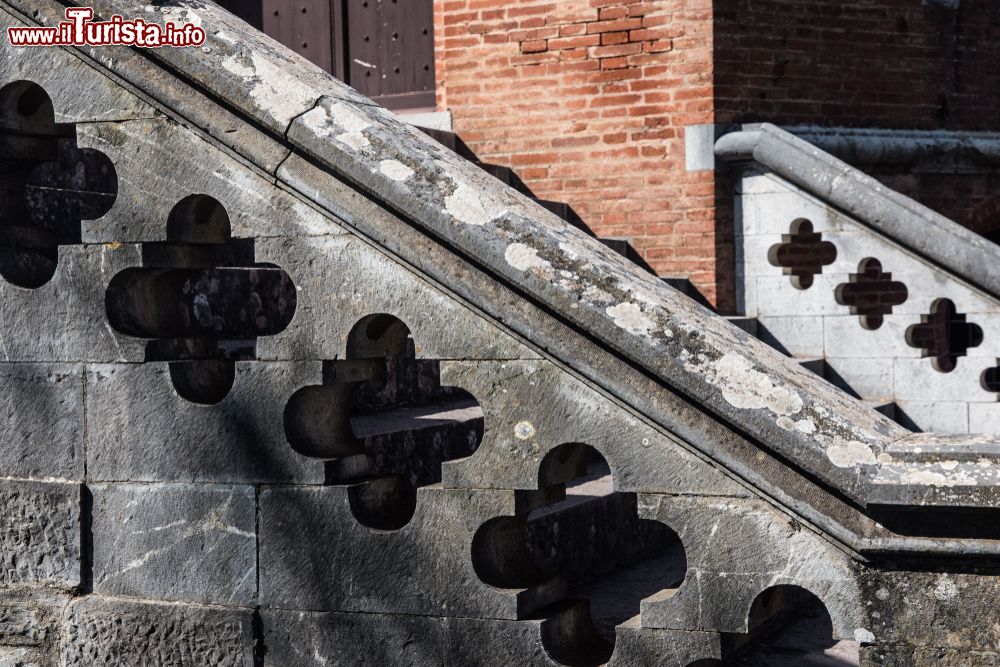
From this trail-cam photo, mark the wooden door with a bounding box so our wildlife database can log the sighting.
[215,0,436,111]
[343,0,436,110]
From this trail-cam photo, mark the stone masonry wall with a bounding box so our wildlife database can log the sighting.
[432,0,723,304]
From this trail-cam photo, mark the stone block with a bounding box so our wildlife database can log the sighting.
[264,610,444,666]
[638,495,864,640]
[259,484,542,619]
[823,316,917,360]
[86,362,323,484]
[824,358,894,402]
[893,358,991,403]
[755,316,825,358]
[859,569,1000,654]
[755,275,847,317]
[60,597,254,666]
[0,363,83,480]
[968,402,1000,433]
[76,119,343,243]
[0,589,68,667]
[0,245,143,363]
[254,234,535,362]
[0,10,153,125]
[440,360,750,497]
[0,481,80,590]
[91,483,256,606]
[895,402,969,434]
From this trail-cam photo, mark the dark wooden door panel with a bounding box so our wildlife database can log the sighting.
[345,0,435,109]
[262,0,334,73]
[214,0,263,30]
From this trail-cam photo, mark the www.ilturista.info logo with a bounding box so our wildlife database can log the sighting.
[8,7,206,48]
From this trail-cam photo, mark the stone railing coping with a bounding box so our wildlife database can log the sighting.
[715,123,1000,302]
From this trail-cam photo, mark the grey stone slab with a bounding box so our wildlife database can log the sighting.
[91,483,256,606]
[0,364,83,480]
[823,316,917,360]
[638,495,864,641]
[823,359,894,403]
[0,9,154,124]
[0,245,143,363]
[264,610,444,667]
[60,596,254,666]
[756,316,825,358]
[969,402,1000,434]
[0,481,80,590]
[259,485,541,619]
[718,124,1000,303]
[894,401,969,434]
[0,589,68,666]
[255,235,535,362]
[76,119,346,243]
[76,0,373,133]
[442,359,752,498]
[440,616,561,667]
[859,569,1000,654]
[86,362,323,484]
[893,359,991,404]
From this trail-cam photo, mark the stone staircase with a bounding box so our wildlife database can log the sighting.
[413,126,912,433]
[4,2,1000,666]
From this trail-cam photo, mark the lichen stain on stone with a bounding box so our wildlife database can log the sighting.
[514,421,536,441]
[336,131,369,151]
[898,468,979,487]
[606,302,655,337]
[219,52,318,126]
[378,159,414,182]
[444,180,508,226]
[825,438,878,468]
[708,351,804,417]
[504,243,550,273]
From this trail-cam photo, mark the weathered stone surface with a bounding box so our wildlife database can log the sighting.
[442,360,750,497]
[0,364,83,480]
[0,481,80,590]
[91,484,256,606]
[859,568,1000,653]
[76,118,344,243]
[86,362,323,484]
[60,597,254,666]
[259,485,543,619]
[255,234,536,362]
[265,610,445,666]
[0,8,154,125]
[0,245,142,362]
[639,495,864,641]
[861,646,1000,667]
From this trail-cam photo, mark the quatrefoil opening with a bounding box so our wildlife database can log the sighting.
[284,314,484,531]
[767,219,837,290]
[105,194,297,404]
[905,298,983,373]
[471,444,685,667]
[834,258,908,330]
[0,80,117,288]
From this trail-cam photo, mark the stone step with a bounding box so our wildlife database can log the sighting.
[476,162,514,185]
[350,398,483,438]
[661,275,714,309]
[534,198,571,221]
[866,400,898,421]
[725,315,759,336]
[795,357,827,378]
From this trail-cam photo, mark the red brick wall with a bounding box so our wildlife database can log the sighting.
[432,0,724,305]
[715,1,1000,131]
